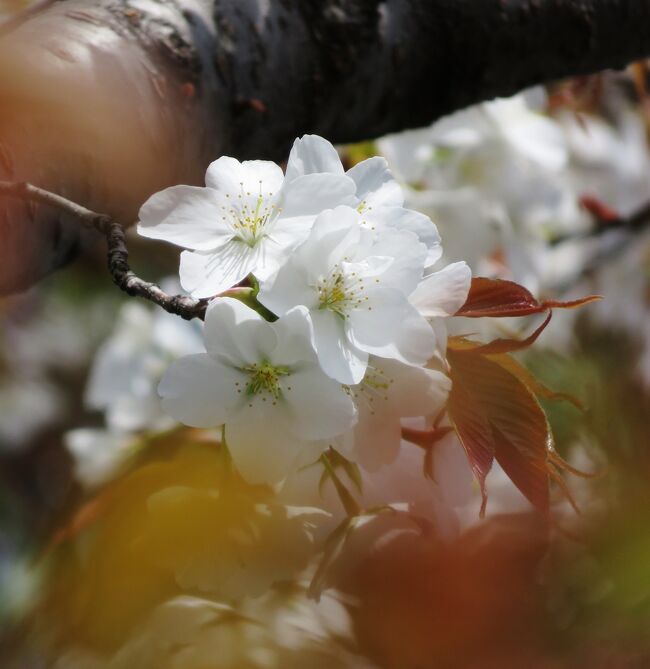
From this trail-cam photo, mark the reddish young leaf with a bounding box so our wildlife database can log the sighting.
[446,355,494,516]
[478,312,553,355]
[447,348,552,516]
[455,277,600,318]
[488,353,584,411]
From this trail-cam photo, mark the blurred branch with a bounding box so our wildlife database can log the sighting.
[550,199,650,246]
[2,0,650,294]
[550,197,650,287]
[0,181,208,320]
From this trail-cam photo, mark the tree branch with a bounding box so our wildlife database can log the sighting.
[549,197,650,287]
[551,200,650,246]
[0,181,209,320]
[2,0,650,294]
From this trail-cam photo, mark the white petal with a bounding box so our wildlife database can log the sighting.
[348,287,435,365]
[366,207,443,267]
[281,173,356,218]
[204,297,277,367]
[374,358,451,418]
[179,241,259,298]
[311,309,368,384]
[159,354,244,428]
[352,411,402,472]
[388,305,438,365]
[284,134,344,183]
[138,186,232,251]
[257,208,362,315]
[283,367,357,440]
[409,262,472,317]
[257,256,317,317]
[226,415,304,484]
[205,156,284,196]
[430,317,449,360]
[347,156,404,207]
[365,227,427,295]
[270,306,318,366]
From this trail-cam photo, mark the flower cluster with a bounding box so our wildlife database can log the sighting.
[138,135,471,484]
[379,83,650,381]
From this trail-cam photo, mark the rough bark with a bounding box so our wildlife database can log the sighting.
[1,0,650,294]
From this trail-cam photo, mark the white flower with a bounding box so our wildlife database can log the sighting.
[409,261,473,319]
[86,301,203,433]
[286,135,442,266]
[258,206,436,384]
[376,90,580,293]
[159,297,357,484]
[338,358,451,471]
[138,153,356,297]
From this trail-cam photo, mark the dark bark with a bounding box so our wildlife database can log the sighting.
[1,0,650,294]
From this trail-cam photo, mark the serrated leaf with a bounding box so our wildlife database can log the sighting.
[449,311,553,356]
[447,347,552,516]
[488,353,584,411]
[455,277,600,318]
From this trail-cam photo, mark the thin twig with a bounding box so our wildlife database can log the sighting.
[550,200,650,246]
[0,180,209,320]
[548,198,650,290]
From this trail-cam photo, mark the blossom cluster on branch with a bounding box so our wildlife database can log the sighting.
[21,122,601,669]
[136,135,471,484]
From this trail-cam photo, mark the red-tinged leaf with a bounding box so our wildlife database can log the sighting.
[492,424,550,516]
[455,278,539,318]
[446,353,495,516]
[540,295,601,310]
[488,354,585,411]
[579,194,620,222]
[455,277,600,318]
[401,425,455,482]
[447,348,552,516]
[475,311,552,354]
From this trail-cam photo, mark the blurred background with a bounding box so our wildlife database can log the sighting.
[2,2,650,665]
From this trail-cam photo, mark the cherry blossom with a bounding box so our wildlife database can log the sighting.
[338,358,451,471]
[85,300,204,433]
[258,206,436,384]
[158,297,357,484]
[286,134,442,266]
[138,154,356,297]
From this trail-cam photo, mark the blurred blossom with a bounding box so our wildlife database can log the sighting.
[64,429,134,489]
[281,430,474,542]
[54,588,374,669]
[0,375,61,451]
[86,298,203,434]
[39,443,334,651]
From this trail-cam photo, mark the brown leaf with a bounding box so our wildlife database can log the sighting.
[447,348,552,516]
[487,353,584,411]
[449,311,553,356]
[455,277,600,318]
